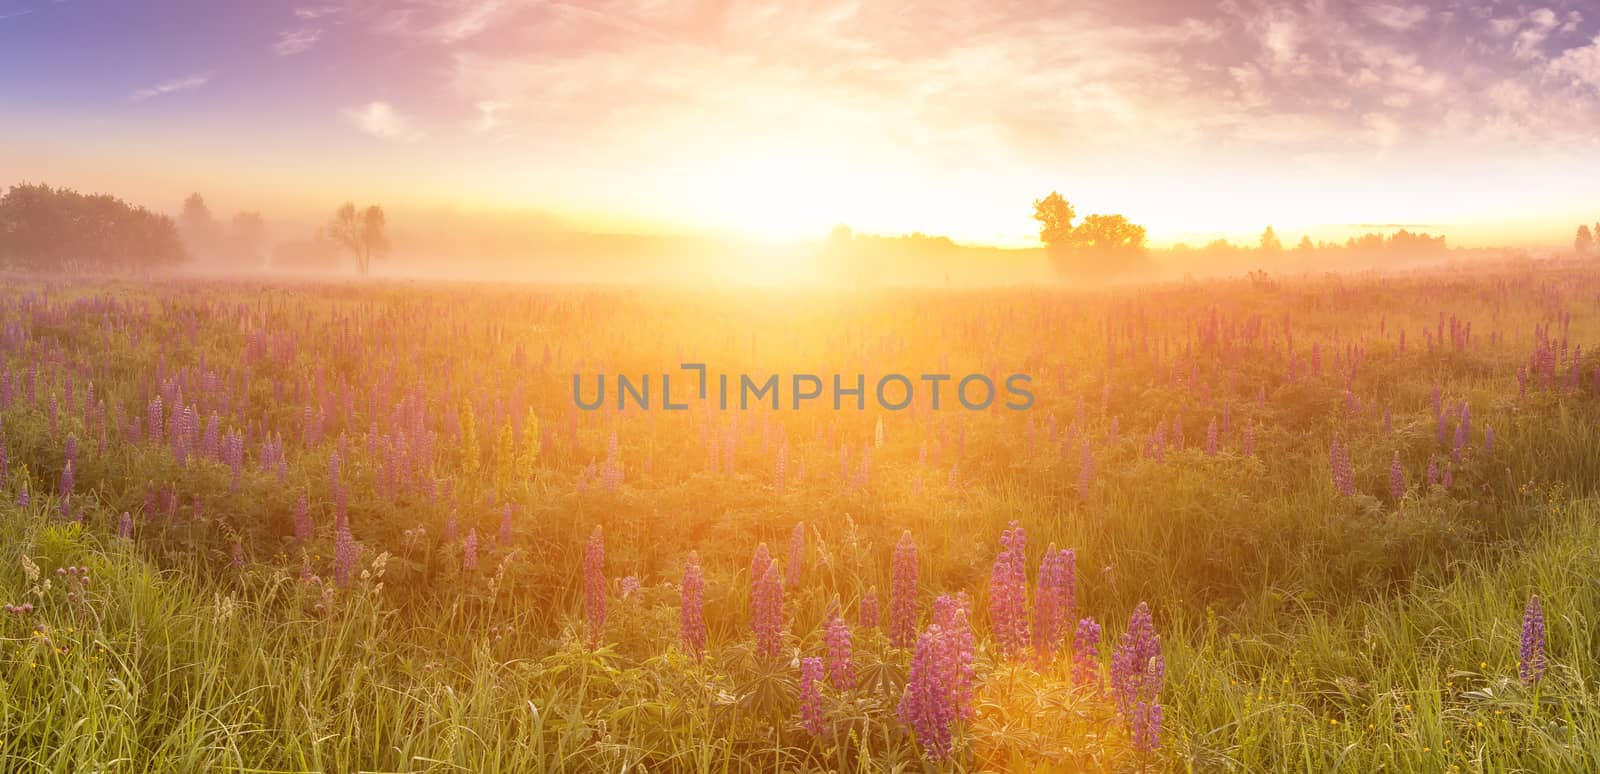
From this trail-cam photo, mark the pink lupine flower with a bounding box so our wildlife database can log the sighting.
[799,656,826,736]
[584,526,605,648]
[117,511,133,539]
[889,531,919,648]
[1032,545,1075,660]
[294,492,313,543]
[751,557,784,659]
[859,588,880,630]
[681,552,706,658]
[932,593,976,720]
[1073,616,1102,689]
[333,524,357,587]
[989,522,1029,658]
[824,613,855,691]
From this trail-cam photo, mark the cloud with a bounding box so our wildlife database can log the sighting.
[0,9,32,21]
[273,27,323,55]
[473,100,509,133]
[1549,35,1600,90]
[294,5,340,21]
[1365,3,1428,31]
[129,73,211,102]
[342,101,425,141]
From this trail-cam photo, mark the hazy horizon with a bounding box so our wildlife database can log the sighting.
[3,0,1600,257]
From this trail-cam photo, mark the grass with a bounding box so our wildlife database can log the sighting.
[0,260,1598,771]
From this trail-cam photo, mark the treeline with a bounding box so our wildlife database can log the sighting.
[1174,227,1449,261]
[0,183,186,271]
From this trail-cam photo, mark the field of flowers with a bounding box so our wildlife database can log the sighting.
[1,260,1599,772]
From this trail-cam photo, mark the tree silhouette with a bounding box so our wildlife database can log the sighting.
[0,183,185,272]
[1031,192,1076,248]
[328,203,389,275]
[231,211,266,266]
[1260,226,1282,252]
[1577,224,1594,256]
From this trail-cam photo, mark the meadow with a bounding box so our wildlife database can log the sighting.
[1,259,1598,772]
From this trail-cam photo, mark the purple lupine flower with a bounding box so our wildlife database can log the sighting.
[117,511,133,539]
[1390,451,1406,502]
[619,575,640,599]
[989,521,1029,658]
[584,526,605,648]
[1205,418,1218,456]
[1033,545,1074,660]
[932,593,976,719]
[860,588,880,630]
[681,552,706,658]
[1521,594,1546,685]
[1426,457,1439,487]
[786,521,804,589]
[752,556,784,659]
[824,613,855,690]
[1073,616,1102,689]
[1111,602,1164,753]
[1484,426,1495,454]
[890,531,919,648]
[232,542,246,569]
[293,492,312,542]
[897,623,958,760]
[799,656,826,736]
[333,524,357,587]
[1132,703,1164,755]
[1453,406,1469,465]
[463,529,479,572]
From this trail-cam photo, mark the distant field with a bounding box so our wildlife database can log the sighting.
[1,262,1598,772]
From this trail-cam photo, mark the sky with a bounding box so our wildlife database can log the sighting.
[2,0,1599,249]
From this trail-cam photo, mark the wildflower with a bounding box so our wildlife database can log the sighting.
[1242,425,1256,457]
[293,492,313,542]
[333,525,357,587]
[681,552,706,658]
[1520,594,1545,685]
[1077,442,1094,498]
[932,593,976,719]
[117,511,132,539]
[751,542,772,585]
[1390,451,1406,502]
[800,656,826,736]
[1033,545,1075,660]
[1205,419,1218,456]
[1073,616,1103,688]
[786,522,804,588]
[824,613,855,690]
[463,529,479,572]
[584,527,606,647]
[620,575,640,599]
[1484,426,1495,454]
[897,623,957,760]
[989,521,1029,658]
[752,556,784,659]
[890,531,919,648]
[860,588,880,630]
[1112,602,1165,753]
[499,503,513,546]
[231,542,245,569]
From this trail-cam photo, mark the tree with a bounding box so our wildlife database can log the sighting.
[1577,224,1594,255]
[1071,214,1146,255]
[1031,192,1076,248]
[0,183,185,272]
[1259,226,1282,252]
[179,193,219,258]
[328,202,389,275]
[1295,235,1314,253]
[230,211,266,265]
